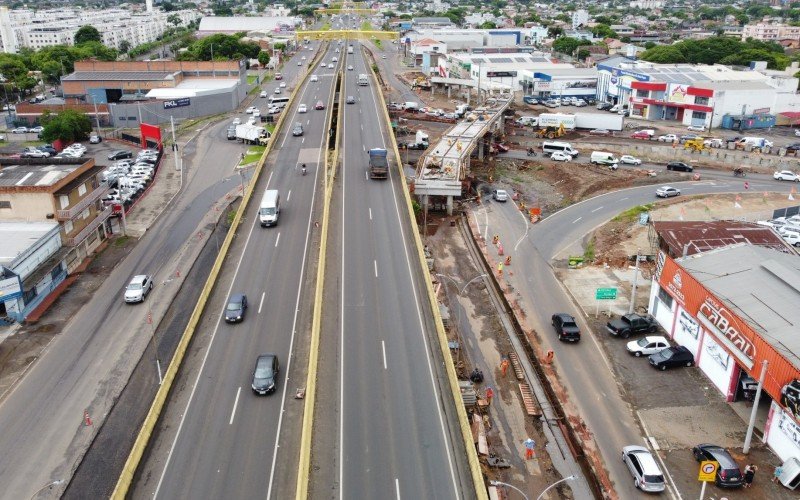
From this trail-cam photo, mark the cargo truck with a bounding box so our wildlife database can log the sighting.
[235,124,269,145]
[347,45,354,54]
[358,74,369,86]
[535,113,623,131]
[404,130,429,150]
[368,148,388,179]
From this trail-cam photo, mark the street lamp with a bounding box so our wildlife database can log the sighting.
[490,480,529,500]
[535,475,576,500]
[29,479,64,500]
[436,273,488,297]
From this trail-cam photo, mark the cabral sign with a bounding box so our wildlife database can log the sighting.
[164,98,190,109]
[697,296,755,369]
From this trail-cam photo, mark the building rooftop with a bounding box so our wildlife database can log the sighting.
[677,244,800,369]
[146,78,239,99]
[0,221,60,267]
[653,220,795,257]
[198,16,298,32]
[692,80,774,91]
[63,71,174,82]
[0,161,86,189]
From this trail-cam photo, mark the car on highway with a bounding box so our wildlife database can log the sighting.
[381,54,386,59]
[233,117,241,125]
[347,65,354,71]
[551,313,580,342]
[619,155,641,165]
[275,73,282,80]
[492,189,509,202]
[21,147,49,158]
[655,186,681,198]
[260,90,268,98]
[298,104,307,113]
[774,170,800,182]
[297,61,302,66]
[704,138,724,148]
[648,345,694,370]
[292,122,304,136]
[279,82,286,88]
[332,57,338,62]
[124,274,153,303]
[247,116,256,125]
[108,150,133,160]
[251,353,279,395]
[310,75,318,82]
[11,126,28,134]
[692,444,744,488]
[328,63,334,68]
[246,106,256,114]
[666,161,693,172]
[626,336,670,357]
[315,100,325,110]
[658,134,678,142]
[252,109,261,118]
[621,445,665,492]
[267,106,281,115]
[550,152,571,162]
[631,129,654,140]
[224,293,247,323]
[346,95,355,104]
[274,88,281,94]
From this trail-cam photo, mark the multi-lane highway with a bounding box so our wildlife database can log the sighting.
[133,43,337,499]
[311,40,470,499]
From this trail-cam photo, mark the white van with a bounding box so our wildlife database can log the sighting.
[516,116,538,127]
[268,96,290,109]
[542,141,579,157]
[259,189,280,227]
[590,151,618,166]
[402,102,420,112]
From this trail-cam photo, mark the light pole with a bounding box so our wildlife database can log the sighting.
[490,480,529,500]
[436,273,488,364]
[29,479,64,500]
[535,475,576,500]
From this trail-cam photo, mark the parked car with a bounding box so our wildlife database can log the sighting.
[315,100,325,110]
[692,444,744,488]
[619,155,641,165]
[89,133,101,144]
[656,186,681,198]
[346,95,356,104]
[631,130,654,140]
[30,126,43,133]
[774,170,800,182]
[658,134,678,142]
[124,274,153,303]
[492,189,509,202]
[108,150,133,160]
[224,293,247,323]
[666,161,693,172]
[621,445,666,492]
[687,124,706,132]
[21,147,49,158]
[550,152,571,162]
[704,138,724,148]
[679,134,702,143]
[597,102,613,111]
[251,353,279,395]
[551,313,581,342]
[627,336,670,357]
[292,122,304,136]
[11,127,28,134]
[589,128,611,136]
[37,145,57,155]
[648,345,694,370]
[607,313,658,338]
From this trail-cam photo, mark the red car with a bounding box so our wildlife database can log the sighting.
[275,73,283,80]
[631,130,654,140]
[315,100,325,110]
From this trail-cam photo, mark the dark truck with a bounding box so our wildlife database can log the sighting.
[606,313,658,338]
[368,148,388,180]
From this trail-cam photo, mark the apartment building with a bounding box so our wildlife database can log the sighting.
[0,6,200,53]
[741,23,800,42]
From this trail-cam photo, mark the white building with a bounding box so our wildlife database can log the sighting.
[741,23,800,42]
[446,52,573,91]
[571,9,588,30]
[629,0,664,7]
[405,28,526,51]
[0,6,200,53]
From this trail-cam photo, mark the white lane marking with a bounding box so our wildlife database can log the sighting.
[374,260,378,277]
[362,145,366,152]
[229,387,241,425]
[259,292,265,314]
[275,232,281,247]
[366,60,460,497]
[307,120,310,125]
[382,341,387,370]
[287,190,292,202]
[591,206,603,213]
[395,478,401,500]
[573,217,582,223]
[619,197,629,201]
[266,170,273,188]
[360,124,363,131]
[369,207,372,220]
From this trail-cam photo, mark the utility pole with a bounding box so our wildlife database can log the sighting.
[628,248,641,314]
[743,359,768,454]
[90,95,101,132]
[170,115,180,171]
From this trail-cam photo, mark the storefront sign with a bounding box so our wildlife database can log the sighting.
[164,98,190,109]
[698,296,755,369]
[667,84,688,104]
[486,71,517,78]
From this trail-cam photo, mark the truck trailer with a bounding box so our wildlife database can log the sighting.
[368,148,388,179]
[235,124,269,145]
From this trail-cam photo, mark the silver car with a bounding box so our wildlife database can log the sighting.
[621,445,665,492]
[124,275,153,303]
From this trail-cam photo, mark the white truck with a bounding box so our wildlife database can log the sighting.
[404,130,429,150]
[357,74,369,86]
[537,113,576,130]
[235,124,269,145]
[347,45,354,54]
[535,112,623,131]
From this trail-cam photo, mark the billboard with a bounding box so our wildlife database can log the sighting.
[164,97,190,109]
[667,84,688,104]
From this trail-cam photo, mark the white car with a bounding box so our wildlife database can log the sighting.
[253,109,261,118]
[626,336,670,357]
[298,104,308,113]
[233,117,241,125]
[310,75,318,82]
[247,116,256,125]
[297,61,302,66]
[658,134,678,142]
[620,155,641,165]
[246,106,256,114]
[332,57,338,62]
[124,275,153,303]
[687,124,706,132]
[279,82,286,88]
[260,91,268,98]
[656,186,681,198]
[328,63,334,68]
[274,88,281,94]
[347,65,354,71]
[550,152,571,162]
[774,170,800,182]
[302,56,306,60]
[267,106,281,115]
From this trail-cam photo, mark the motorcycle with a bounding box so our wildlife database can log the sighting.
[301,164,307,176]
[733,168,746,177]
[526,148,537,157]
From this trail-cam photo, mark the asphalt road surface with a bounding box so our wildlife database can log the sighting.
[320,41,469,499]
[477,175,781,498]
[142,44,335,500]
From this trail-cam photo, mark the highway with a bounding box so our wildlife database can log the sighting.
[312,40,470,499]
[476,175,781,497]
[134,43,335,499]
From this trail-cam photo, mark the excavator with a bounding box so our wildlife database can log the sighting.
[536,123,566,140]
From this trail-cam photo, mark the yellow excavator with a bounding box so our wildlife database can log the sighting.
[536,123,566,139]
[683,138,705,152]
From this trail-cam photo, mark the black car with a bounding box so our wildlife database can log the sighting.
[666,161,693,172]
[551,313,581,342]
[292,122,304,136]
[787,143,800,154]
[648,345,694,370]
[227,125,236,140]
[108,150,133,160]
[224,293,247,323]
[38,145,57,155]
[252,354,279,395]
[692,444,744,488]
[597,102,613,111]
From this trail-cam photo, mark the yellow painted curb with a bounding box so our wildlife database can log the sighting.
[368,53,487,499]
[294,60,343,500]
[111,45,330,500]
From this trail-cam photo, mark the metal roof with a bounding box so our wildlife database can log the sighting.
[0,162,84,188]
[0,221,60,266]
[676,244,800,369]
[653,221,796,257]
[62,71,174,81]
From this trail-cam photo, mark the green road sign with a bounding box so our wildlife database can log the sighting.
[596,288,617,300]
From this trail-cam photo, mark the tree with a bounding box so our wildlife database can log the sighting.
[119,40,131,54]
[257,51,270,67]
[590,24,618,39]
[577,48,591,61]
[479,21,497,29]
[547,26,564,38]
[74,26,101,45]
[167,14,182,27]
[639,45,687,63]
[552,37,582,55]
[40,109,92,143]
[0,54,36,93]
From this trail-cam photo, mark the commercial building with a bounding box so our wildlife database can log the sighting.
[648,242,800,463]
[404,28,526,51]
[519,68,598,100]
[196,16,300,36]
[444,51,572,92]
[742,23,800,43]
[0,6,199,53]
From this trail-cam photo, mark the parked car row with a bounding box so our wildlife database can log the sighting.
[101,149,160,206]
[526,96,595,107]
[10,125,44,134]
[757,214,800,247]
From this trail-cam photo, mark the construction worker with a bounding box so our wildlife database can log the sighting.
[524,438,536,459]
[485,386,494,405]
[500,358,510,377]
